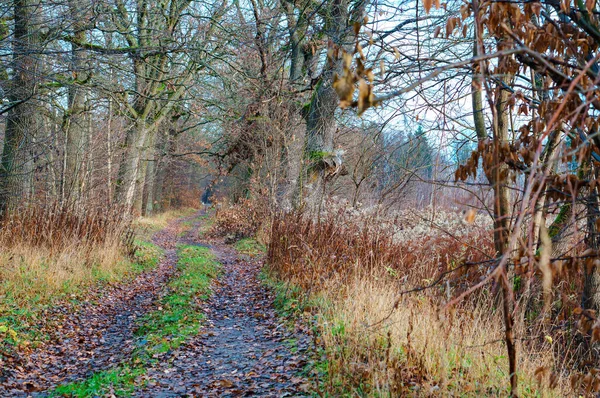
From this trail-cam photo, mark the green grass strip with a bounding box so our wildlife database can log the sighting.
[234,238,266,257]
[52,245,219,397]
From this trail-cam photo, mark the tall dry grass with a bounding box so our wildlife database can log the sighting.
[0,204,134,305]
[311,277,563,396]
[267,209,576,396]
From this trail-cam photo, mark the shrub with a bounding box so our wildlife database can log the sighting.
[267,209,494,293]
[208,198,269,242]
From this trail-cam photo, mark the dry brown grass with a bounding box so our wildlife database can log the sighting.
[134,207,197,240]
[0,205,197,307]
[0,238,129,305]
[310,275,563,397]
[0,204,135,305]
[267,210,573,396]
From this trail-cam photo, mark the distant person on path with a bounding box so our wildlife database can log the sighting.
[201,186,213,206]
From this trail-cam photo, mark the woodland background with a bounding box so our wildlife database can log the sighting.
[2,0,600,395]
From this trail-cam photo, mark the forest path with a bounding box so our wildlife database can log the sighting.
[0,212,311,397]
[0,213,199,397]
[133,232,310,397]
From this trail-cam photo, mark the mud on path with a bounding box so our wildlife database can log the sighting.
[0,213,201,397]
[134,240,310,397]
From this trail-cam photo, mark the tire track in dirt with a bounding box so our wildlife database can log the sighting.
[0,213,201,397]
[134,241,310,397]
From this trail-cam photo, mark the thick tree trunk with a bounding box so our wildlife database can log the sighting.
[152,128,173,212]
[584,165,600,311]
[0,0,41,212]
[62,0,89,206]
[133,156,147,215]
[142,131,158,216]
[295,0,366,212]
[115,119,148,212]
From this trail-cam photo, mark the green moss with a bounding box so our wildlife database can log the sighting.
[301,78,323,118]
[548,203,571,238]
[308,150,330,161]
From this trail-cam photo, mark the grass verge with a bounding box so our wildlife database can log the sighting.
[0,209,190,371]
[235,238,266,257]
[52,245,219,397]
[263,268,557,397]
[266,212,570,397]
[0,240,163,358]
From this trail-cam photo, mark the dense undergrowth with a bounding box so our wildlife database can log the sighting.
[265,208,586,397]
[209,198,269,243]
[53,244,220,397]
[0,207,194,366]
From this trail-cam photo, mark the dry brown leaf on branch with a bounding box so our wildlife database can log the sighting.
[587,0,596,12]
[357,79,375,115]
[356,42,365,59]
[460,3,471,19]
[465,209,476,224]
[333,52,357,108]
[423,0,433,13]
[332,72,355,109]
[342,51,353,68]
[356,57,365,76]
[446,17,458,37]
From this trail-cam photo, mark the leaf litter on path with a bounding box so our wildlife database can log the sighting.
[0,212,312,397]
[0,213,200,397]
[133,242,311,397]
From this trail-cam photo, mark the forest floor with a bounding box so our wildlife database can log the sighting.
[0,212,310,397]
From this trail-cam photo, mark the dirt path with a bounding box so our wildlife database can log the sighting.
[134,242,310,397]
[0,214,197,397]
[0,213,311,397]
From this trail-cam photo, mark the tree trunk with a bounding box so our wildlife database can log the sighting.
[115,119,148,212]
[283,0,305,84]
[472,33,517,394]
[133,156,147,215]
[153,128,173,212]
[295,0,366,212]
[0,0,41,213]
[142,131,158,216]
[62,0,89,206]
